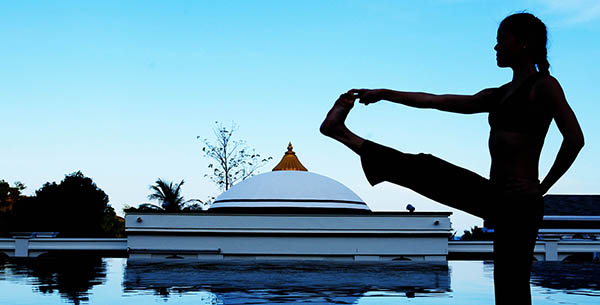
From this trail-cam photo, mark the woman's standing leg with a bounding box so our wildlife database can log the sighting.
[492,195,544,305]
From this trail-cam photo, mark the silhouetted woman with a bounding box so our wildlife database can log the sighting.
[320,12,584,305]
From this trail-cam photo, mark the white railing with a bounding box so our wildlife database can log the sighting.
[0,238,127,258]
[2,237,599,261]
[448,239,600,261]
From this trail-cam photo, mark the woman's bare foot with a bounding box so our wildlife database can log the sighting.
[320,92,364,153]
[320,93,355,138]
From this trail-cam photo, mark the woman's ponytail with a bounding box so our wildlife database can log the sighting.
[536,52,550,74]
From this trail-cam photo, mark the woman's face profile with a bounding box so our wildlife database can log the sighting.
[494,28,525,68]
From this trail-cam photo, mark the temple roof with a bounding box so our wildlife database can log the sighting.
[272,143,308,172]
[209,171,370,212]
[209,142,370,212]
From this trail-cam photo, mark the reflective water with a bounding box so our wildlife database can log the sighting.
[1,256,599,304]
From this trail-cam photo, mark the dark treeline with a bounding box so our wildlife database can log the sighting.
[0,171,124,237]
[459,226,494,241]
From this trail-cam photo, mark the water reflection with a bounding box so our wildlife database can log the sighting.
[530,261,600,296]
[1,255,106,305]
[3,257,600,304]
[124,260,451,304]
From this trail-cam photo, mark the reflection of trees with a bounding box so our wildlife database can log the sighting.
[9,255,106,305]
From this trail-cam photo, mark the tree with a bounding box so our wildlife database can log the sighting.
[37,172,109,236]
[460,226,494,241]
[198,122,272,190]
[144,178,207,212]
[0,180,26,212]
[9,171,122,237]
[101,205,126,237]
[148,179,186,212]
[0,180,27,235]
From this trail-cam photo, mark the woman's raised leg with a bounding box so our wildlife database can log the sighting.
[321,93,493,218]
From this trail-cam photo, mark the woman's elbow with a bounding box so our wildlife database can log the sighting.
[577,134,585,150]
[566,133,585,150]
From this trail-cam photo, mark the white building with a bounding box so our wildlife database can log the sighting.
[126,143,453,261]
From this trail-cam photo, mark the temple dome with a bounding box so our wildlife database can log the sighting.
[209,143,370,213]
[209,171,370,211]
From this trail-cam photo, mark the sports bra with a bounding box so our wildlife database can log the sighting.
[487,72,552,135]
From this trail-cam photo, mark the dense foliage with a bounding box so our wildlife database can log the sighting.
[460,226,494,241]
[0,180,26,234]
[1,172,124,237]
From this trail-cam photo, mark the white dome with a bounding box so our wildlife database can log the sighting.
[209,171,370,211]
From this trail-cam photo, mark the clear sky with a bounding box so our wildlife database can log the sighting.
[2,0,598,233]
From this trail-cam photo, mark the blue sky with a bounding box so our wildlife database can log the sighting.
[2,0,598,233]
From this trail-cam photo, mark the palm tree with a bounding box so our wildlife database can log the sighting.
[148,179,186,212]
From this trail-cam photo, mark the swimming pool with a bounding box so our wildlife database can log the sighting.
[1,257,598,304]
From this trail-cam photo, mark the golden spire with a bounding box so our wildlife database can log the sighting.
[272,142,308,171]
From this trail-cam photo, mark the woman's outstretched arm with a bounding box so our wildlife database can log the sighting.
[350,88,497,114]
[536,77,585,194]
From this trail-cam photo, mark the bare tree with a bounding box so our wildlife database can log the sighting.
[198,122,272,190]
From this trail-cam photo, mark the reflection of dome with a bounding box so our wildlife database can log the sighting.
[209,143,370,213]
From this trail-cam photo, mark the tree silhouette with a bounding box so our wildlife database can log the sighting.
[460,226,494,241]
[7,171,123,237]
[124,179,207,213]
[148,179,191,212]
[198,122,272,190]
[1,180,27,235]
[0,180,25,212]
